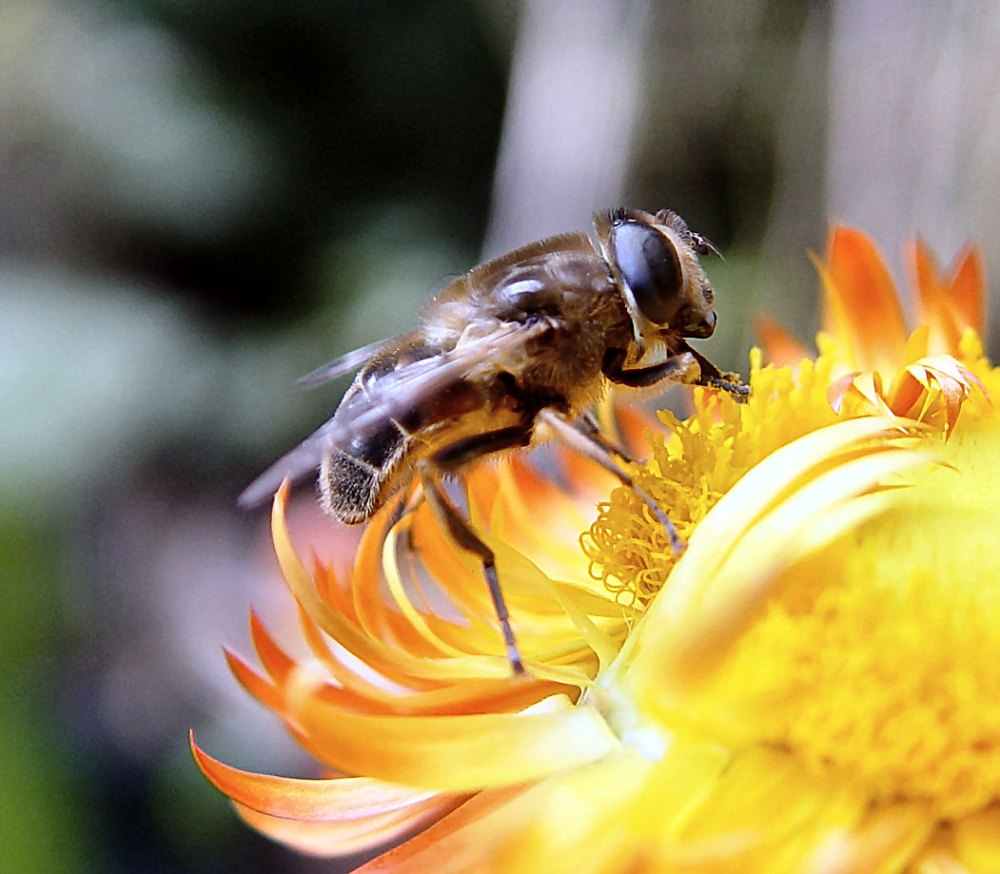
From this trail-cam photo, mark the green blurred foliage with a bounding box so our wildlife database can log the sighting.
[0,518,99,873]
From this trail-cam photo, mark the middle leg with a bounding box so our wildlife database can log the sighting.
[418,467,525,675]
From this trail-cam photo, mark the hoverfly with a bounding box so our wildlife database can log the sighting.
[240,207,748,673]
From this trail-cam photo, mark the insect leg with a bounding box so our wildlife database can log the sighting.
[577,410,636,465]
[418,466,526,676]
[697,372,750,397]
[683,346,750,401]
[602,348,700,388]
[430,425,533,469]
[603,347,749,401]
[538,408,684,554]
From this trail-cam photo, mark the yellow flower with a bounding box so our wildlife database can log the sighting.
[194,227,1000,872]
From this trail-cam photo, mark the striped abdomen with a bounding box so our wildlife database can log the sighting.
[318,356,486,523]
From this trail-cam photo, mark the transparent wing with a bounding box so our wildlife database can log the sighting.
[237,424,338,508]
[295,334,406,388]
[238,323,545,509]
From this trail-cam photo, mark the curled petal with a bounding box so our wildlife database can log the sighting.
[286,684,620,792]
[887,355,985,435]
[619,417,939,701]
[272,483,511,682]
[294,604,570,715]
[191,734,465,856]
[828,370,893,418]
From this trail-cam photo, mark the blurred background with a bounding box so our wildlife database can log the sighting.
[2,1,998,871]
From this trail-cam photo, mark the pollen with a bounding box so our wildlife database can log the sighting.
[583,347,841,605]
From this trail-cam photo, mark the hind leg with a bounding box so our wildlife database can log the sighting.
[420,421,537,674]
[418,467,525,675]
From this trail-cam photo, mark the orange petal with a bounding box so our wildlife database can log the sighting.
[754,313,811,366]
[911,238,959,353]
[819,226,909,372]
[311,549,359,623]
[350,513,435,655]
[484,456,606,582]
[607,400,657,460]
[947,245,986,335]
[224,648,284,713]
[234,800,454,857]
[245,611,411,716]
[248,608,295,685]
[192,734,466,856]
[911,238,987,356]
[358,785,531,872]
[192,734,440,820]
[271,483,510,683]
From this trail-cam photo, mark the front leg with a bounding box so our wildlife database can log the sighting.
[577,410,636,465]
[602,347,702,389]
[683,344,750,400]
[603,345,749,401]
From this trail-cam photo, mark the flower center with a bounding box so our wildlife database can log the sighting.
[589,337,1000,819]
[721,409,1000,818]
[583,351,844,606]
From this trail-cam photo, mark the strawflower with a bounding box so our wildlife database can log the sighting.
[194,226,1000,872]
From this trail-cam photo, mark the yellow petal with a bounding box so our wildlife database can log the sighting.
[286,686,620,792]
[803,803,935,874]
[619,418,938,704]
[356,786,530,873]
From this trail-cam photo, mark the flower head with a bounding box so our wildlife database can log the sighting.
[195,227,1000,872]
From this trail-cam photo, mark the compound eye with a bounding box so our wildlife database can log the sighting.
[611,221,683,325]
